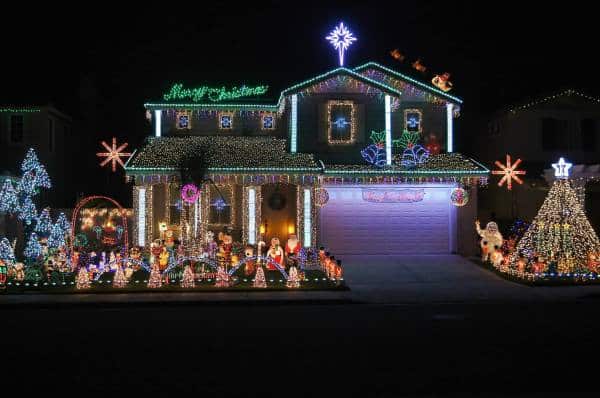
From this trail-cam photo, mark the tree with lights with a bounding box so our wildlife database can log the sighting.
[147,263,162,288]
[23,232,42,261]
[18,196,38,226]
[0,179,20,214]
[253,266,267,288]
[35,207,52,236]
[113,264,127,288]
[214,265,230,288]
[47,223,66,250]
[510,178,600,274]
[76,266,91,289]
[0,237,16,265]
[56,212,71,235]
[180,264,195,288]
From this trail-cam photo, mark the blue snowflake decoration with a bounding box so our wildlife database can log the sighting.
[177,114,190,129]
[332,117,350,129]
[400,144,430,168]
[361,144,386,168]
[219,115,232,129]
[212,198,227,212]
[262,115,274,129]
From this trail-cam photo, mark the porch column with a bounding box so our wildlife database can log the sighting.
[154,110,162,137]
[133,184,153,248]
[303,187,312,247]
[384,95,392,165]
[446,103,454,152]
[243,185,261,245]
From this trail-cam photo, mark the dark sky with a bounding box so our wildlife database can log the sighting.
[1,1,596,205]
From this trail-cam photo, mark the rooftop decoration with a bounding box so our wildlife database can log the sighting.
[163,83,269,103]
[97,137,132,172]
[552,157,572,179]
[325,22,357,66]
[431,73,453,92]
[492,154,525,190]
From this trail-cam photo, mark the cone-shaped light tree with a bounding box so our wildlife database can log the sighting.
[253,266,267,288]
[180,264,195,288]
[510,177,600,274]
[0,179,20,214]
[0,237,16,264]
[113,264,128,288]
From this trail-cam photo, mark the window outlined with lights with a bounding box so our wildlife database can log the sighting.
[261,113,275,130]
[218,112,233,130]
[404,109,422,133]
[176,111,191,130]
[327,100,356,144]
[207,184,234,226]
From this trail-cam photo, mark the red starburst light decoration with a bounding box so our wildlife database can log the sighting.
[96,137,132,172]
[492,154,526,190]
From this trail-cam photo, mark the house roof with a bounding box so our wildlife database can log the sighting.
[144,61,458,110]
[125,136,321,174]
[504,89,600,114]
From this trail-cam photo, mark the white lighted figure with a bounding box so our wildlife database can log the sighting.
[552,157,572,179]
[325,22,357,66]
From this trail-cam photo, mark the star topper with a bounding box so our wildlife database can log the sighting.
[96,137,132,172]
[552,157,572,179]
[325,22,357,66]
[492,154,526,190]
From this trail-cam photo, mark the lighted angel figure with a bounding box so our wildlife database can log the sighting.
[475,220,504,263]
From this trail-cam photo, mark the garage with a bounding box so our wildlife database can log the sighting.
[319,185,457,254]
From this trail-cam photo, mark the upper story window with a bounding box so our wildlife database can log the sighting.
[261,114,275,130]
[541,117,569,151]
[581,118,596,151]
[176,111,191,130]
[9,115,24,143]
[327,100,356,144]
[218,112,233,130]
[404,109,422,133]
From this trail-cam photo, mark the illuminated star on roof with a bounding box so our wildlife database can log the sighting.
[325,22,357,66]
[96,137,132,172]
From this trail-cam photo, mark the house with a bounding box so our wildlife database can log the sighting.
[0,105,74,207]
[474,89,600,229]
[125,62,488,256]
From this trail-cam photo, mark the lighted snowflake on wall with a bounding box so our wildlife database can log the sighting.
[96,137,132,172]
[492,154,526,190]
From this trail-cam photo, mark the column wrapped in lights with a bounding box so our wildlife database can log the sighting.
[446,103,454,153]
[290,94,298,153]
[248,187,256,244]
[243,186,261,244]
[154,110,162,137]
[136,186,146,247]
[384,95,392,165]
[303,188,311,247]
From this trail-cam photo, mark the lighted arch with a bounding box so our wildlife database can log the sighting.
[228,256,289,279]
[70,195,129,256]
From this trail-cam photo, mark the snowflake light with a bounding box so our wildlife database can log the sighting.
[325,22,357,66]
[492,154,526,190]
[97,137,132,172]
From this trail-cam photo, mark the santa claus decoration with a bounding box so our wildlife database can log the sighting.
[285,234,301,267]
[475,220,504,263]
[266,237,284,270]
[431,72,453,92]
[424,134,441,155]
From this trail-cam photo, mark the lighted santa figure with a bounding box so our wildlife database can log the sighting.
[266,237,284,270]
[475,220,504,263]
[285,234,301,267]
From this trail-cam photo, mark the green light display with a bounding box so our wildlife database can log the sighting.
[163,83,269,103]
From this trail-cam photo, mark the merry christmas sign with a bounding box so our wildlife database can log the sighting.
[361,189,425,203]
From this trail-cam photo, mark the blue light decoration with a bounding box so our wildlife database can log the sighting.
[116,225,124,240]
[400,144,430,168]
[361,144,387,168]
[262,115,274,130]
[325,22,357,66]
[93,225,103,239]
[177,113,190,129]
[332,117,350,129]
[18,196,37,225]
[0,179,20,214]
[552,157,572,179]
[23,232,42,260]
[47,223,66,249]
[56,212,71,235]
[219,114,232,129]
[0,237,15,264]
[20,148,52,190]
[212,198,227,212]
[35,207,52,235]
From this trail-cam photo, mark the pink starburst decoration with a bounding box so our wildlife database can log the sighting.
[96,137,132,172]
[492,154,526,190]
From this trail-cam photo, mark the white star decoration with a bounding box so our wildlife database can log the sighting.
[97,137,132,172]
[325,22,357,66]
[552,157,572,179]
[492,154,526,190]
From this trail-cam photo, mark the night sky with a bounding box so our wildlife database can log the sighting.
[1,1,596,205]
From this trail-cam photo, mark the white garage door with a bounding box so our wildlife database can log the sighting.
[320,185,456,254]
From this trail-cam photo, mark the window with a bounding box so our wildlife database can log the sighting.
[208,185,233,225]
[176,111,191,129]
[327,100,356,144]
[261,114,275,130]
[581,118,596,151]
[404,109,422,133]
[541,118,569,151]
[218,113,233,130]
[9,115,24,143]
[48,118,55,152]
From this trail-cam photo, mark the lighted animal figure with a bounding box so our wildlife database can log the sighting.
[475,220,504,263]
[390,49,405,62]
[431,72,453,92]
[266,237,284,270]
[14,263,25,281]
[412,59,427,73]
[158,246,169,272]
[285,234,301,267]
[244,245,255,276]
[335,259,344,280]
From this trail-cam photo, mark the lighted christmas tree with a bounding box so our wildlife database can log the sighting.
[253,265,267,288]
[510,178,600,273]
[113,264,128,288]
[180,264,195,288]
[56,212,71,235]
[0,237,16,264]
[214,265,230,288]
[47,223,66,249]
[23,232,42,260]
[18,196,37,225]
[35,207,52,235]
[20,148,51,190]
[0,179,20,214]
[147,264,162,288]
[76,266,91,289]
[286,266,300,288]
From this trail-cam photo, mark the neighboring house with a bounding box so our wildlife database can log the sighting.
[0,105,74,207]
[125,62,489,256]
[474,89,600,229]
